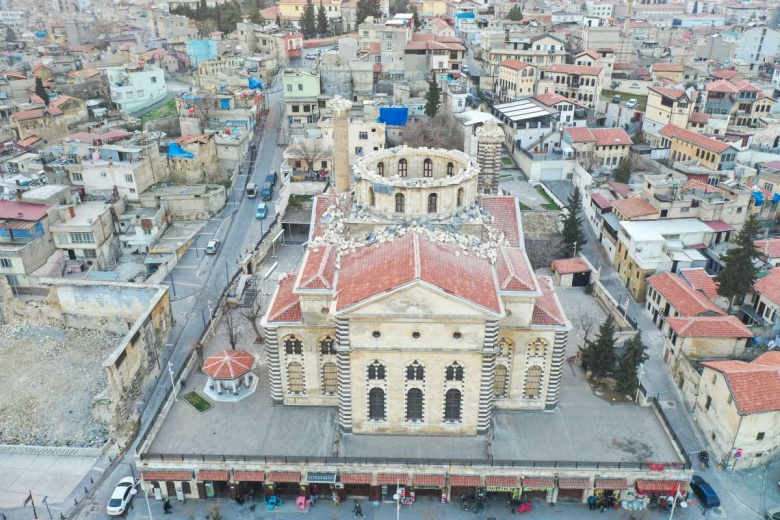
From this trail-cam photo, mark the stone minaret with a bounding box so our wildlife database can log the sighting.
[327,96,353,194]
[476,119,504,195]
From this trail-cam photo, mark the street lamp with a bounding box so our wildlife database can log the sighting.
[392,493,400,520]
[168,362,178,402]
[118,461,136,482]
[139,473,154,520]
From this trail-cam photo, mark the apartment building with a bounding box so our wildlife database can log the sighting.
[282,69,322,125]
[483,33,567,78]
[277,0,343,21]
[404,35,465,80]
[632,3,686,26]
[147,14,198,44]
[645,271,725,333]
[494,60,536,103]
[116,206,167,255]
[106,64,167,115]
[659,124,738,177]
[643,87,694,147]
[0,201,57,287]
[573,48,614,85]
[236,23,304,63]
[732,26,780,66]
[562,127,631,171]
[540,63,604,110]
[49,202,120,271]
[197,56,244,77]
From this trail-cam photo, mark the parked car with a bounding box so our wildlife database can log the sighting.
[256,203,268,219]
[304,53,316,60]
[690,475,720,509]
[626,98,638,108]
[462,65,470,74]
[261,182,273,201]
[266,170,278,186]
[205,239,220,255]
[767,507,780,519]
[106,477,137,516]
[612,95,621,103]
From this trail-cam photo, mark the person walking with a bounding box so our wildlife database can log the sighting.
[163,498,172,514]
[353,500,365,518]
[587,495,596,511]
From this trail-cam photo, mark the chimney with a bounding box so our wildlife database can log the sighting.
[327,96,353,194]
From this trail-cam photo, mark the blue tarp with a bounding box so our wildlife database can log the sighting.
[167,142,195,159]
[378,107,409,126]
[35,31,47,38]
[248,78,263,90]
[753,191,764,206]
[456,12,476,18]
[220,98,230,109]
[773,193,780,204]
[182,93,201,101]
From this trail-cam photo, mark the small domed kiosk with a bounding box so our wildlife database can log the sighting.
[202,350,257,402]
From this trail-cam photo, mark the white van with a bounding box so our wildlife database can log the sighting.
[246,182,257,198]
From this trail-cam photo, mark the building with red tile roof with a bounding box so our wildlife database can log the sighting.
[679,268,719,298]
[610,197,660,221]
[540,62,605,110]
[755,239,780,266]
[562,128,632,171]
[647,272,724,333]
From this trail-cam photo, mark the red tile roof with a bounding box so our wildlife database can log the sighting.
[666,315,752,338]
[295,244,336,290]
[377,473,408,485]
[233,471,265,482]
[679,268,719,297]
[683,179,719,194]
[486,476,518,487]
[198,470,228,481]
[12,107,64,121]
[267,471,301,483]
[553,257,590,275]
[565,127,596,143]
[607,181,632,198]
[413,474,446,487]
[610,198,659,220]
[703,352,780,414]
[0,200,52,221]
[755,268,780,305]
[496,247,537,292]
[712,69,738,80]
[590,193,612,210]
[500,59,532,71]
[533,92,588,109]
[647,272,725,317]
[523,477,554,488]
[636,480,687,493]
[479,195,522,247]
[652,63,684,72]
[575,49,600,60]
[559,478,591,489]
[532,276,566,326]
[733,80,763,93]
[688,111,709,125]
[266,273,303,323]
[16,135,42,148]
[202,349,254,379]
[755,238,780,259]
[543,63,602,76]
[595,478,629,489]
[565,127,632,146]
[659,124,732,153]
[706,79,739,94]
[648,86,688,100]
[450,475,482,487]
[340,473,373,484]
[705,219,733,232]
[175,134,211,144]
[335,233,501,313]
[139,470,192,481]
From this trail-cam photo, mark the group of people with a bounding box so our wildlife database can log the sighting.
[587,493,617,512]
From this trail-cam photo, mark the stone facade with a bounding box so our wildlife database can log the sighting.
[475,119,504,195]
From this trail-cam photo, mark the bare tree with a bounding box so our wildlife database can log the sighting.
[185,92,218,133]
[576,303,600,347]
[402,108,464,151]
[223,306,241,349]
[288,139,331,174]
[241,295,265,343]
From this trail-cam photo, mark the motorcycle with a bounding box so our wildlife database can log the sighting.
[698,450,710,468]
[460,495,470,512]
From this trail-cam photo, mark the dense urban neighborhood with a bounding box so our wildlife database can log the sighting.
[5,0,780,519]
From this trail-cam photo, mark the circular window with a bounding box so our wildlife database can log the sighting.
[453,332,462,340]
[412,331,421,339]
[372,331,381,338]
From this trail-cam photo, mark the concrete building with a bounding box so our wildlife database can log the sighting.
[49,202,121,271]
[282,69,321,126]
[732,27,780,67]
[0,200,57,287]
[106,64,167,115]
[573,49,614,86]
[650,63,685,85]
[482,33,567,79]
[540,63,604,110]
[562,127,632,171]
[148,14,198,44]
[643,87,694,147]
[116,206,167,255]
[494,59,536,104]
[236,23,304,63]
[10,107,67,141]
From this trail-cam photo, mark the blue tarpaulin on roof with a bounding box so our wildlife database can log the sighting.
[378,107,409,126]
[773,193,780,204]
[753,191,764,206]
[35,31,47,38]
[220,98,230,109]
[167,142,195,159]
[182,93,201,101]
[248,78,263,90]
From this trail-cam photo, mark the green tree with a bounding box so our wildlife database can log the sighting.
[356,0,381,25]
[616,333,648,396]
[276,13,282,26]
[198,0,208,19]
[411,6,422,29]
[34,77,49,106]
[317,0,329,36]
[506,5,523,21]
[559,186,587,257]
[5,26,16,42]
[612,156,632,183]
[581,315,617,379]
[300,0,316,38]
[424,76,441,118]
[716,213,761,310]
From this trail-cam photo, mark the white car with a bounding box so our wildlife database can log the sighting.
[106,477,137,516]
[626,98,638,108]
[205,239,220,254]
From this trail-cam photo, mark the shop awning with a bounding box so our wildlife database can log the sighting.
[558,478,591,489]
[306,472,337,484]
[233,471,265,482]
[635,480,687,493]
[595,478,629,490]
[486,476,518,488]
[377,473,408,485]
[413,474,446,487]
[198,470,228,481]
[139,470,192,481]
[340,473,372,484]
[523,477,554,488]
[450,475,482,487]
[268,471,301,483]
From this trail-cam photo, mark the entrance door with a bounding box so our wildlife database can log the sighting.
[557,488,584,501]
[67,249,76,260]
[165,481,176,498]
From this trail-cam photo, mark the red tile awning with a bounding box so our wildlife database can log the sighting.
[523,477,554,488]
[449,475,482,487]
[486,476,518,488]
[139,471,192,481]
[233,471,265,482]
[595,478,629,490]
[377,474,408,485]
[635,480,687,493]
[558,478,591,489]
[340,473,373,484]
[413,474,446,487]
[268,471,301,483]
[198,470,228,481]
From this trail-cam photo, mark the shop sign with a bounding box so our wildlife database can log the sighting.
[486,486,517,492]
[523,486,552,491]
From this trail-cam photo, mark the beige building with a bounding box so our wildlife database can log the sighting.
[645,271,725,334]
[10,107,68,141]
[495,59,536,103]
[562,127,631,171]
[49,202,121,271]
[642,87,694,147]
[168,134,221,184]
[540,63,604,110]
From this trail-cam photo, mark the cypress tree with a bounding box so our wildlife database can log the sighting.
[581,315,617,379]
[317,0,328,36]
[424,76,441,118]
[616,333,648,395]
[716,213,761,310]
[559,186,587,257]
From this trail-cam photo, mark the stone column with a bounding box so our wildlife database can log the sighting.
[266,327,283,405]
[478,319,500,434]
[475,119,504,195]
[327,96,353,194]
[336,317,353,432]
[545,329,568,410]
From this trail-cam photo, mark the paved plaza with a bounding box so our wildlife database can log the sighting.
[0,452,98,508]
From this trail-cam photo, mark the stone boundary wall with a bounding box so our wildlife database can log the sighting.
[0,441,108,457]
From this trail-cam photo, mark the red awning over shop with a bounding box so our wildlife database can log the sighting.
[413,474,445,487]
[233,471,265,482]
[268,471,301,483]
[198,470,228,481]
[377,474,408,485]
[558,478,591,489]
[139,471,192,481]
[523,477,554,488]
[340,473,372,484]
[486,476,518,487]
[595,478,629,490]
[450,475,482,487]
[635,480,687,494]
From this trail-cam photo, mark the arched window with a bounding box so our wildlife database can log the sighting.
[524,365,542,398]
[287,362,304,393]
[447,162,454,176]
[368,388,385,420]
[427,193,438,213]
[528,338,548,357]
[445,362,464,381]
[498,337,513,357]
[444,389,462,421]
[395,193,405,213]
[423,158,433,177]
[368,187,375,206]
[406,388,423,421]
[284,335,303,355]
[368,361,386,380]
[377,161,384,176]
[398,158,407,177]
[322,362,338,394]
[494,365,508,398]
[319,335,336,355]
[457,187,464,206]
[406,361,425,380]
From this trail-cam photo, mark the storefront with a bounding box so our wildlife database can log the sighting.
[485,476,520,503]
[232,471,265,500]
[557,478,591,502]
[305,471,337,498]
[339,473,372,498]
[635,479,687,498]
[377,473,408,502]
[594,478,630,504]
[449,475,482,500]
[139,470,195,501]
[411,474,446,499]
[522,477,554,503]
[197,470,229,498]
[267,471,303,497]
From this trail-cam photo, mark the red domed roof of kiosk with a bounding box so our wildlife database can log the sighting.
[203,350,255,379]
